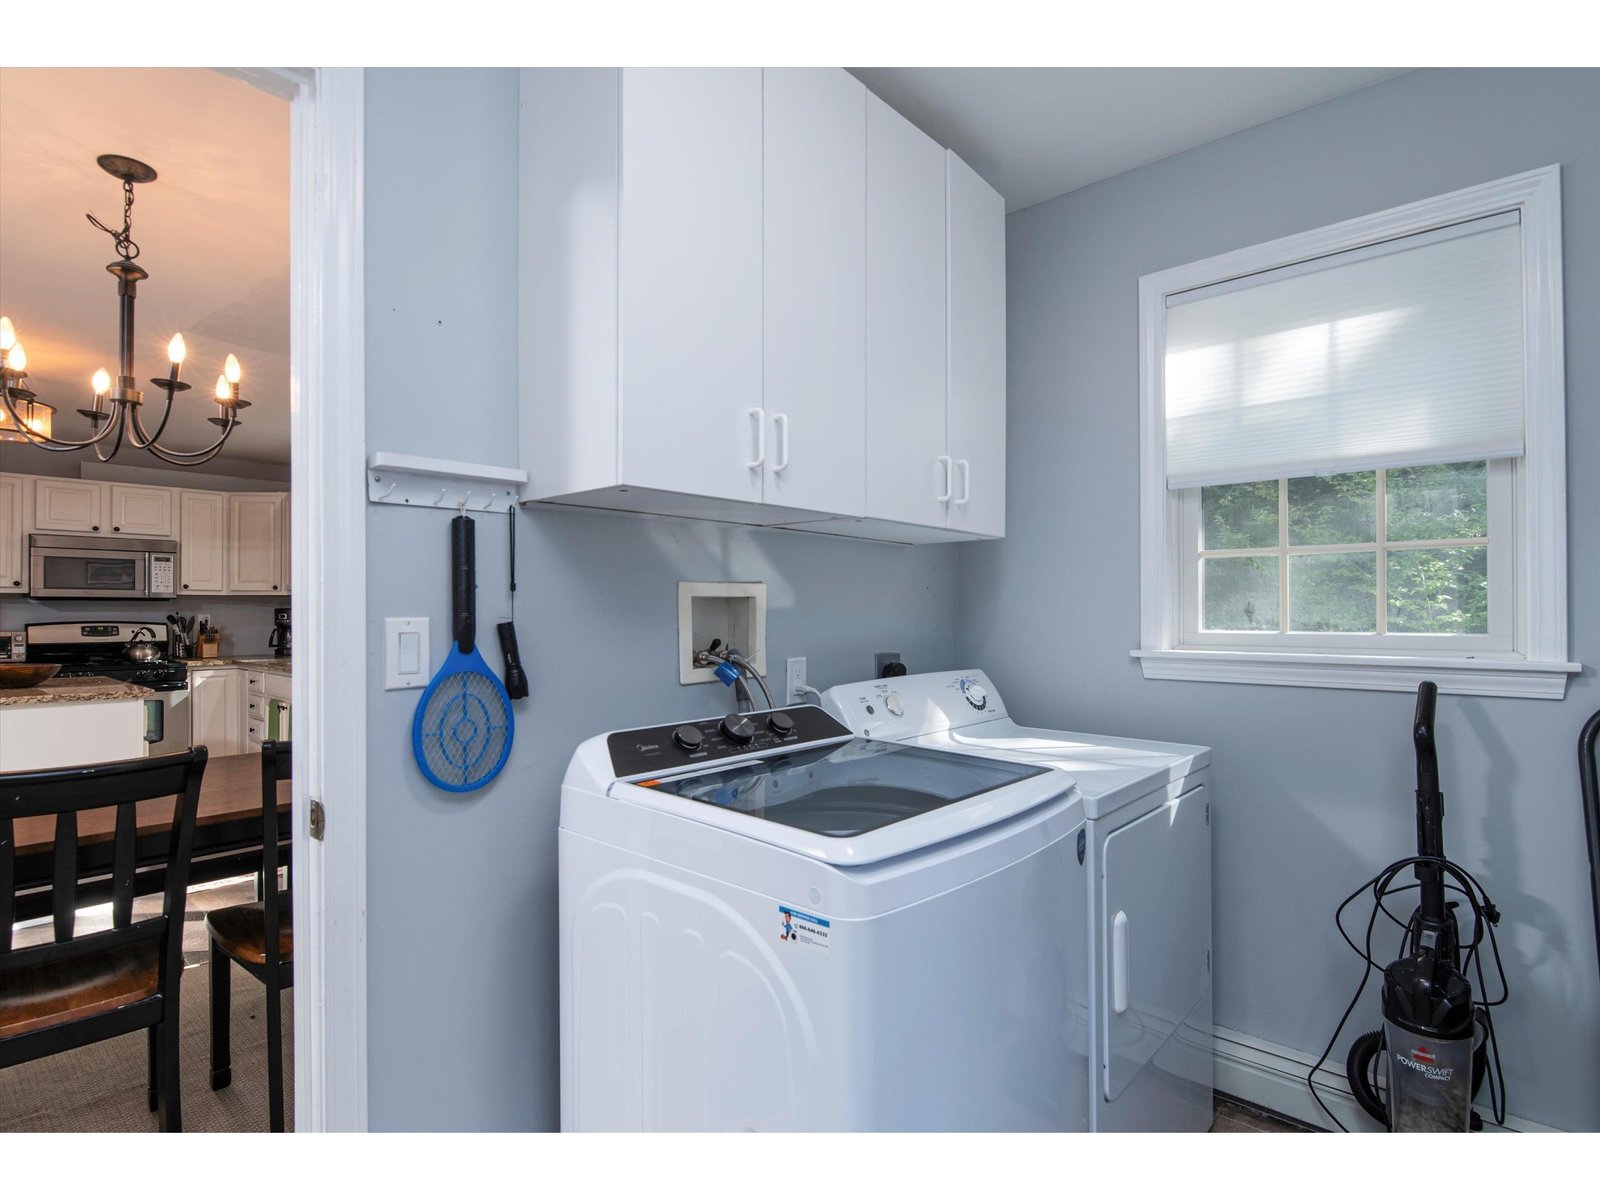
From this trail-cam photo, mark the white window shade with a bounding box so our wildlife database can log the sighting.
[1163,213,1524,489]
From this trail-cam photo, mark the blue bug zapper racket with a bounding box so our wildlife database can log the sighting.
[411,512,514,792]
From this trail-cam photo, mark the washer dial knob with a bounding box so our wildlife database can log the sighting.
[961,682,988,711]
[885,692,904,717]
[767,711,796,737]
[720,715,756,743]
[673,725,704,752]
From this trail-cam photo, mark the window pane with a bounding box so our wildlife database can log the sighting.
[1202,480,1279,550]
[1288,471,1377,546]
[1388,547,1489,634]
[1201,556,1279,631]
[1289,553,1377,632]
[1387,461,1488,541]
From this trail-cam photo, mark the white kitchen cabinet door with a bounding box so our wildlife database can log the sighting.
[179,490,227,594]
[865,93,949,530]
[0,474,25,591]
[761,68,867,517]
[33,478,105,533]
[225,492,285,594]
[280,488,291,593]
[946,150,1007,539]
[108,483,174,537]
[190,667,244,757]
[617,69,765,505]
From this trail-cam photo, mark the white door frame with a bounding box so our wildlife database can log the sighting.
[224,66,369,1132]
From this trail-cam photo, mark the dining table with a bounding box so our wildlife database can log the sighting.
[8,753,292,925]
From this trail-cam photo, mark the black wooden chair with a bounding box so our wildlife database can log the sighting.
[206,739,292,1131]
[0,748,209,1132]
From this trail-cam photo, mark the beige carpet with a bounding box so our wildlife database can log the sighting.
[1,880,293,1133]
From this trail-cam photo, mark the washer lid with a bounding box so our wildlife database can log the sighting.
[614,738,1070,865]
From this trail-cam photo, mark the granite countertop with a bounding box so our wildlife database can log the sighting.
[0,675,157,709]
[177,657,293,676]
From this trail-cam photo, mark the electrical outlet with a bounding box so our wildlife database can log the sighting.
[786,657,808,705]
[874,651,901,678]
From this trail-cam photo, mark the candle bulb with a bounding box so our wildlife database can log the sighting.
[92,368,111,414]
[0,317,14,352]
[8,342,25,373]
[167,334,186,385]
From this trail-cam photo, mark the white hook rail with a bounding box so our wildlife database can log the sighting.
[366,451,527,512]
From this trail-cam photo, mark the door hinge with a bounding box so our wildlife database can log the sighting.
[1205,802,1210,826]
[309,798,326,841]
[1207,949,1211,972]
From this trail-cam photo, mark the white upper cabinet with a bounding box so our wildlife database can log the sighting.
[864,93,949,530]
[225,492,286,594]
[107,483,174,537]
[518,67,1007,544]
[0,474,24,591]
[618,69,766,507]
[179,490,227,594]
[761,68,866,517]
[946,150,1007,540]
[33,478,105,533]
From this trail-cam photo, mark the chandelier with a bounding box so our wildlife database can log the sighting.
[0,154,248,464]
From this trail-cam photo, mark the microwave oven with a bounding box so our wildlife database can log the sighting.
[28,534,178,600]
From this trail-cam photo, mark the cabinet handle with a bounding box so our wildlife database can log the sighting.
[772,413,790,473]
[92,525,100,531]
[955,459,971,506]
[1112,910,1129,1015]
[936,455,953,503]
[745,407,765,469]
[183,584,190,589]
[113,526,121,532]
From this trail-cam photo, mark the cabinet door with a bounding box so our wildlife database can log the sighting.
[225,493,285,594]
[33,478,104,533]
[190,668,242,757]
[617,69,764,504]
[108,484,174,537]
[946,151,1007,539]
[865,94,949,529]
[0,474,24,591]
[179,490,227,594]
[761,68,866,516]
[280,490,291,593]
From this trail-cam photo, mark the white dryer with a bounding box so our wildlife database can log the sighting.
[822,670,1213,1132]
[560,704,1091,1131]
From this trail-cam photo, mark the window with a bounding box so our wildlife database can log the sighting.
[1137,167,1575,698]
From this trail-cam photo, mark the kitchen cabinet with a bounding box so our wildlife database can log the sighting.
[33,477,105,533]
[761,68,867,517]
[0,695,150,771]
[225,493,286,594]
[945,149,1007,540]
[517,67,1007,544]
[0,473,24,591]
[179,490,227,594]
[189,666,246,757]
[107,483,174,537]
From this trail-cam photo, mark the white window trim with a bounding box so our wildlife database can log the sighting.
[1135,166,1577,699]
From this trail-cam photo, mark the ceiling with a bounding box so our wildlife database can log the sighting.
[0,69,290,468]
[849,68,1409,212]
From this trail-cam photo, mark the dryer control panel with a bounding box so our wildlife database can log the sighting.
[606,704,850,778]
[820,670,1009,739]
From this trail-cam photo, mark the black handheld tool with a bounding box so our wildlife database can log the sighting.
[498,505,529,700]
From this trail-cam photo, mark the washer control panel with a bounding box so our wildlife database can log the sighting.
[607,704,849,778]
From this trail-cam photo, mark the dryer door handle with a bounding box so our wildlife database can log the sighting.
[1112,910,1129,1015]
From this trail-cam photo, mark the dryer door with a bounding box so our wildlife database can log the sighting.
[1100,783,1211,1101]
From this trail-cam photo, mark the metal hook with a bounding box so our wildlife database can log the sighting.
[436,487,448,506]
[379,482,398,500]
[460,491,473,513]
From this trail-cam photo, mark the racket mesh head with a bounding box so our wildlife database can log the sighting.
[416,669,512,790]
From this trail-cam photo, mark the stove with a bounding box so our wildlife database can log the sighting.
[25,621,189,690]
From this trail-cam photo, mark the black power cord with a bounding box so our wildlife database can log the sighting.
[1307,853,1509,1132]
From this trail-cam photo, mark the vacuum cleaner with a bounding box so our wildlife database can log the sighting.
[1311,681,1509,1131]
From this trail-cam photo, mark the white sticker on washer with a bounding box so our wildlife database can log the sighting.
[778,905,830,952]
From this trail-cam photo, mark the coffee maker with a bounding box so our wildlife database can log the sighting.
[269,606,291,658]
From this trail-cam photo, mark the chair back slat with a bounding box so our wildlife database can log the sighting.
[260,741,292,991]
[52,811,78,943]
[111,802,137,929]
[2,749,208,978]
[1,816,13,954]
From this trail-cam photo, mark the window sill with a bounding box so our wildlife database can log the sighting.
[1131,648,1581,700]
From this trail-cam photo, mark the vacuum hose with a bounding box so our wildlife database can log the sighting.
[1580,709,1600,988]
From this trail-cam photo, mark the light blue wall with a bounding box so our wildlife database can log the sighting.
[963,68,1600,1129]
[360,69,962,1131]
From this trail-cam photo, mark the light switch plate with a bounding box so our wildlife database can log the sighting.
[385,617,430,690]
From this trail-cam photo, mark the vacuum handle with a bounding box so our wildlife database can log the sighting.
[1413,680,1440,800]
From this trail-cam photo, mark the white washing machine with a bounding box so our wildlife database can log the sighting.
[559,703,1091,1131]
[822,670,1214,1132]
